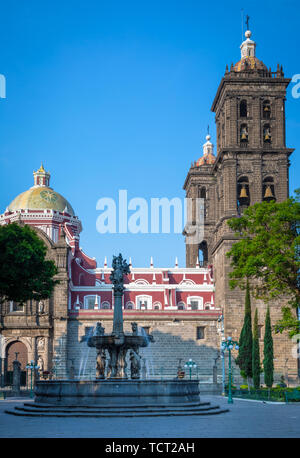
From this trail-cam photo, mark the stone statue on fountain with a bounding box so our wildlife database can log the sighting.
[131,322,138,336]
[95,322,105,336]
[96,349,106,379]
[129,349,142,379]
[109,253,130,295]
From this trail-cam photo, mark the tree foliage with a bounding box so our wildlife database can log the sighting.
[236,281,253,380]
[263,306,274,388]
[226,191,300,337]
[252,308,261,389]
[0,223,58,304]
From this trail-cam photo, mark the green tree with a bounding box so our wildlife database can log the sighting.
[235,281,253,387]
[226,190,300,337]
[0,223,58,306]
[263,307,274,388]
[252,308,261,389]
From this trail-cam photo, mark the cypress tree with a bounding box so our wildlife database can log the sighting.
[236,281,253,387]
[263,306,274,388]
[252,308,261,389]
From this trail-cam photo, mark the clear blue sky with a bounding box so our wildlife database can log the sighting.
[0,0,299,267]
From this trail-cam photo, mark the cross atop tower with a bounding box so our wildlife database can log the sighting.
[245,14,250,31]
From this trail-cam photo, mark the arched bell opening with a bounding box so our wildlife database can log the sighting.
[198,241,208,267]
[198,186,207,218]
[237,177,250,213]
[263,100,271,120]
[263,123,272,143]
[240,123,249,144]
[263,177,276,202]
[240,100,248,118]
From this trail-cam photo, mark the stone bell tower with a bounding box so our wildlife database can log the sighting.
[184,26,296,381]
[210,28,294,317]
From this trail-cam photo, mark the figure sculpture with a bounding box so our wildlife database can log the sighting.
[129,349,141,379]
[109,253,130,294]
[131,322,138,336]
[95,322,105,336]
[96,349,106,379]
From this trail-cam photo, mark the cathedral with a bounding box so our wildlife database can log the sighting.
[0,27,297,389]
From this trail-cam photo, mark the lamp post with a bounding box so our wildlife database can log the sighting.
[221,337,239,404]
[184,359,197,380]
[217,312,226,395]
[25,360,39,398]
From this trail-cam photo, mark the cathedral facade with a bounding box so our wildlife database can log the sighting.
[0,28,298,389]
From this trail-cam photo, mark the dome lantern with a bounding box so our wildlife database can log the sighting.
[33,163,50,187]
[195,131,216,167]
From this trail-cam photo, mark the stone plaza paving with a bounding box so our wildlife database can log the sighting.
[0,395,299,438]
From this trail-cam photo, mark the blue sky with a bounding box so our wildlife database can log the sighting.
[0,0,299,267]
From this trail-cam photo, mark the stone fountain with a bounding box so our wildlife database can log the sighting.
[5,254,229,417]
[87,254,153,380]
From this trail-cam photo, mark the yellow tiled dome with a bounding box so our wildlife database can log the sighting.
[8,187,75,215]
[8,165,75,215]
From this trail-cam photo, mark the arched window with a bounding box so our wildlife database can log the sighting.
[125,301,134,310]
[263,177,276,202]
[240,100,248,118]
[177,302,186,310]
[153,301,162,310]
[240,124,248,143]
[101,301,111,309]
[263,100,271,119]
[263,124,271,143]
[237,177,250,213]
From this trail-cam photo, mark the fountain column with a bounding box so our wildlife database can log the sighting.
[112,291,124,337]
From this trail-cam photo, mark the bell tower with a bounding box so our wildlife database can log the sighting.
[184,25,297,382]
[210,27,294,318]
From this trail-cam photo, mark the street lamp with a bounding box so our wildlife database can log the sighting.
[217,312,226,395]
[25,360,39,398]
[221,337,239,404]
[184,359,197,380]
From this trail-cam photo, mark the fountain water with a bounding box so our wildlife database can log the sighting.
[139,326,155,378]
[5,254,229,417]
[78,326,95,379]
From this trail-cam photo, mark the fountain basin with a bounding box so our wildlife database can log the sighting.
[34,379,200,406]
[87,334,150,350]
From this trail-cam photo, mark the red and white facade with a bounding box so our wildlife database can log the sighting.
[69,248,217,317]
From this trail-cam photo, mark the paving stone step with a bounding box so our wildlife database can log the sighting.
[5,406,229,417]
[23,401,210,410]
[13,404,220,415]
